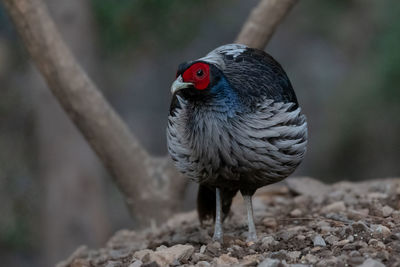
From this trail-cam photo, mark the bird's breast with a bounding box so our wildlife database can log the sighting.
[167,98,307,189]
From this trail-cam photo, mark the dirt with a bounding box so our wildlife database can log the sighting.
[57,177,400,267]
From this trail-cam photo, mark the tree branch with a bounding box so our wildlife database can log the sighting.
[236,0,298,49]
[2,0,297,226]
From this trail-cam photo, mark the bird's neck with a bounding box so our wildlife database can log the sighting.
[194,76,241,117]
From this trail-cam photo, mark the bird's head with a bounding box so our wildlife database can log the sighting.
[171,61,231,103]
[170,43,297,111]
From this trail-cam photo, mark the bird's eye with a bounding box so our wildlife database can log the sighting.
[196,69,204,77]
[181,62,210,90]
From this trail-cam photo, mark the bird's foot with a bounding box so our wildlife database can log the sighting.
[212,231,223,242]
[246,231,258,242]
[213,226,224,243]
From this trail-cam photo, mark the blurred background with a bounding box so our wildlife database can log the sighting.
[0,0,399,266]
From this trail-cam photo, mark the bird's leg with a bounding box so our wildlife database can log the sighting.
[243,194,257,242]
[213,188,223,242]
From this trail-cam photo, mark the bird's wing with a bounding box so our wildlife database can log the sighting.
[201,44,299,109]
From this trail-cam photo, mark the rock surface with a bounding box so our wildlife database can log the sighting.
[57,177,400,267]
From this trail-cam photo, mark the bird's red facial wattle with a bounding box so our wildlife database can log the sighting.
[181,62,210,90]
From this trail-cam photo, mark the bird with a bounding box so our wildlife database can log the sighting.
[167,44,307,242]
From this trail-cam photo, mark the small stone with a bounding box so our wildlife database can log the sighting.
[129,260,143,267]
[293,195,311,206]
[70,259,90,267]
[240,254,261,266]
[155,245,167,251]
[135,244,194,266]
[372,224,391,239]
[278,226,305,241]
[287,251,301,261]
[206,242,221,256]
[348,256,365,265]
[342,243,356,250]
[313,235,326,247]
[290,209,303,217]
[358,258,385,267]
[286,177,329,198]
[368,239,386,249]
[321,201,346,213]
[105,261,121,267]
[214,254,239,266]
[263,218,278,228]
[392,211,400,223]
[261,236,278,250]
[335,239,350,246]
[191,253,212,263]
[324,235,339,245]
[303,254,318,264]
[381,205,394,217]
[348,251,361,257]
[320,226,334,234]
[347,235,354,242]
[199,245,206,254]
[367,193,388,199]
[351,221,370,233]
[315,257,339,267]
[347,209,369,220]
[296,234,306,241]
[196,261,211,267]
[133,249,153,262]
[310,247,322,253]
[376,250,390,261]
[258,258,282,267]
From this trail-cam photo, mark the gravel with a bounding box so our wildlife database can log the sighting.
[57,177,400,267]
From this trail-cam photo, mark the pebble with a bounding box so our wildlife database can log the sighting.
[372,224,391,239]
[303,254,318,264]
[133,244,194,266]
[335,239,350,246]
[315,257,339,267]
[196,261,211,267]
[214,254,239,266]
[104,261,120,267]
[192,253,212,262]
[392,210,400,223]
[351,221,370,233]
[296,234,306,241]
[199,245,206,254]
[347,256,365,265]
[261,236,278,249]
[358,258,385,267]
[240,254,261,266]
[128,260,143,267]
[206,242,221,256]
[321,201,346,213]
[347,209,369,220]
[367,192,388,199]
[287,251,301,261]
[258,258,282,267]
[262,218,278,228]
[381,205,394,217]
[368,239,386,249]
[313,235,326,247]
[324,235,339,245]
[290,208,303,217]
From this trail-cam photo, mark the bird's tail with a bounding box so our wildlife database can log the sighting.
[197,185,237,223]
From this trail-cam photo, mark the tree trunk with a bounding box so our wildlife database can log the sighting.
[28,0,110,265]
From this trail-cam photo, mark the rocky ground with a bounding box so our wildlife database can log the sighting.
[57,177,400,267]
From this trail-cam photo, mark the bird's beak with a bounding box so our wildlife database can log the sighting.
[171,75,193,94]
